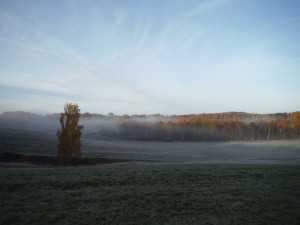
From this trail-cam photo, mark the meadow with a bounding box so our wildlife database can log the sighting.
[1,164,300,225]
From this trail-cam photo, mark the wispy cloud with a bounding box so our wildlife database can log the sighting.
[278,16,300,25]
[0,84,87,101]
[0,0,299,114]
[0,9,106,95]
[181,0,233,19]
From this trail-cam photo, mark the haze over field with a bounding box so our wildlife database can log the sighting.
[0,110,299,143]
[0,0,300,114]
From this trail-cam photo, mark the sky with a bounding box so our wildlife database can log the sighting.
[0,0,299,115]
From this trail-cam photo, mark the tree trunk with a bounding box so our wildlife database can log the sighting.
[280,128,283,140]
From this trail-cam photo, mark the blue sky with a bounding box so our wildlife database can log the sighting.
[0,0,299,114]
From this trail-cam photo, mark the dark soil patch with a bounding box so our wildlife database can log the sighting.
[0,152,148,167]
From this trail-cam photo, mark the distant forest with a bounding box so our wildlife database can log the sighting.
[1,111,300,141]
[115,111,300,141]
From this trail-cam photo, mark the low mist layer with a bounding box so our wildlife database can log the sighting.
[0,111,299,141]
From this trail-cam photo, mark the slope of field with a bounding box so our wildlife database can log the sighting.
[1,128,300,164]
[1,164,300,225]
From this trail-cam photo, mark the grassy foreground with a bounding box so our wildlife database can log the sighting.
[1,164,300,225]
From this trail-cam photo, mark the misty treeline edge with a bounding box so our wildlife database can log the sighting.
[117,111,300,141]
[1,110,299,142]
[57,103,84,166]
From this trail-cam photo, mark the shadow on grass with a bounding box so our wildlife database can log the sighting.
[0,152,149,167]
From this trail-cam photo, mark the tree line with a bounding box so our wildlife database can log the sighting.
[55,106,299,166]
[118,112,300,141]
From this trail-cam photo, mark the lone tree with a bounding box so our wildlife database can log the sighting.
[57,103,84,166]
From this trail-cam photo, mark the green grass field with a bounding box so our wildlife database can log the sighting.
[1,164,300,225]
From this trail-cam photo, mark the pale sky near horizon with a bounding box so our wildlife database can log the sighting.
[0,0,299,115]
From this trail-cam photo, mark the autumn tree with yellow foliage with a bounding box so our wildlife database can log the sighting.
[57,103,84,166]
